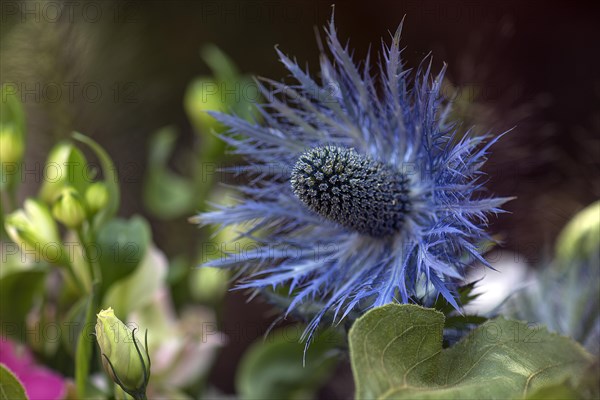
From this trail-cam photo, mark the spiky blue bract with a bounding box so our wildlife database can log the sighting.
[196,16,510,340]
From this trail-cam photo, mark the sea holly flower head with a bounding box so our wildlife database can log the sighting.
[195,15,511,339]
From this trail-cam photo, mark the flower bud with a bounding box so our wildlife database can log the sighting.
[39,142,88,204]
[0,124,24,164]
[52,187,86,229]
[95,308,150,395]
[4,199,65,264]
[85,182,109,215]
[556,201,600,264]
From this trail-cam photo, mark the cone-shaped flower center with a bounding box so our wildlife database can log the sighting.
[291,146,410,237]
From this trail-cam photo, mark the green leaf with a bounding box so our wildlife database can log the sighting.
[0,364,28,400]
[524,382,579,400]
[143,127,195,219]
[0,259,46,339]
[103,246,167,318]
[236,326,342,400]
[525,359,600,399]
[349,304,593,400]
[75,290,97,398]
[72,132,119,229]
[96,216,151,294]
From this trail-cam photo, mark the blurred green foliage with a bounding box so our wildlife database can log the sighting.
[2,91,160,398]
[144,45,259,220]
[2,45,344,400]
[236,326,342,400]
[505,201,600,354]
[0,85,26,195]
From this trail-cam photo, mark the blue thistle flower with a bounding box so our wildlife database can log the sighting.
[196,15,511,339]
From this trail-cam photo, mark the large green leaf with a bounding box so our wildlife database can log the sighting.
[236,326,342,400]
[102,245,167,319]
[349,304,593,400]
[96,216,151,294]
[0,365,27,400]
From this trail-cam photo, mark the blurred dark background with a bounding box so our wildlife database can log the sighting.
[2,1,599,397]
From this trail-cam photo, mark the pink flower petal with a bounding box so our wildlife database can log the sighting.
[0,339,66,400]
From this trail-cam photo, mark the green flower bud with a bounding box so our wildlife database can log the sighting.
[0,124,24,164]
[95,308,150,396]
[52,187,87,229]
[556,201,600,264]
[85,182,109,215]
[184,77,224,135]
[4,199,65,264]
[190,266,229,304]
[39,142,88,204]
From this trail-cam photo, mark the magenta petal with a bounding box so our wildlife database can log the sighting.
[19,367,66,400]
[0,340,66,400]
